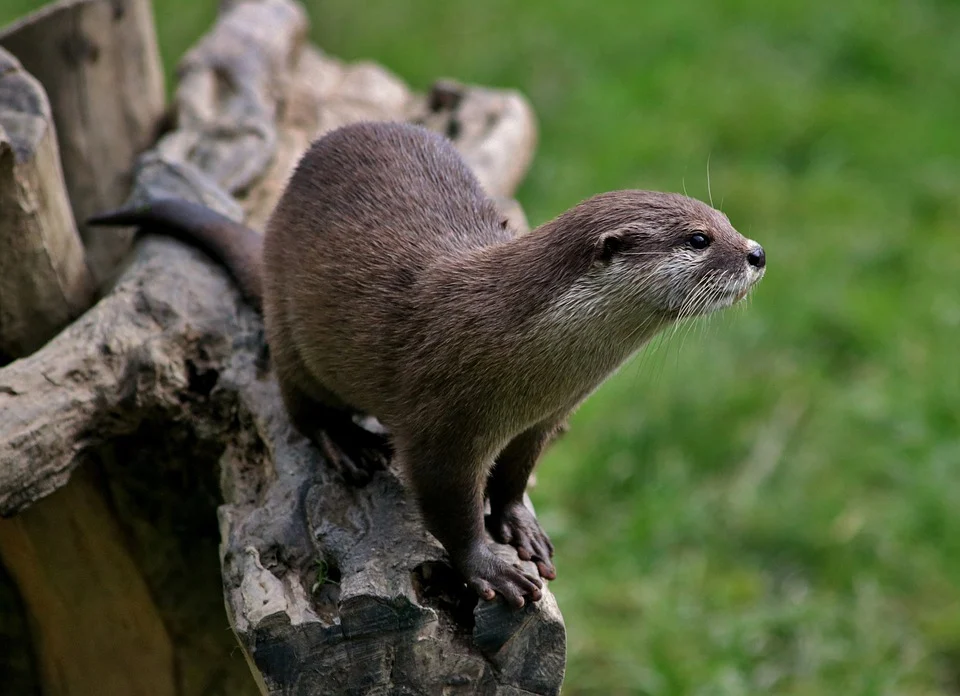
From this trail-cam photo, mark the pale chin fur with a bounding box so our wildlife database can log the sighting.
[703,265,764,313]
[658,254,765,319]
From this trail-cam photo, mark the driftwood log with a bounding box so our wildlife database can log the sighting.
[0,1,564,694]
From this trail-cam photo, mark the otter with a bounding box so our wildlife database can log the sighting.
[90,121,765,609]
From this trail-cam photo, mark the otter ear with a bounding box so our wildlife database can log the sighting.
[596,231,625,264]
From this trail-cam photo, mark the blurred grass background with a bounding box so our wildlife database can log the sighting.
[4,0,960,693]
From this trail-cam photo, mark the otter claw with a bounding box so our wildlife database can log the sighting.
[488,503,557,580]
[463,547,542,609]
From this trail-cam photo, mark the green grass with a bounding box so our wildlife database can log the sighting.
[4,0,960,693]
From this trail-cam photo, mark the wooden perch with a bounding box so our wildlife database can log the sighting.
[0,0,166,286]
[0,0,564,694]
[0,47,94,362]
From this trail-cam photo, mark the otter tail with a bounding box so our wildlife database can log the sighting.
[89,199,263,310]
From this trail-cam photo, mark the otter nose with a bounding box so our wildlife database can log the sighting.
[747,246,765,269]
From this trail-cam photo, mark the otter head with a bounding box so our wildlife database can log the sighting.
[570,190,765,323]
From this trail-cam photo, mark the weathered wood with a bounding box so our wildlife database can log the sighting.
[154,0,306,198]
[0,0,564,693]
[416,78,538,202]
[0,48,95,362]
[0,0,166,285]
[0,466,177,696]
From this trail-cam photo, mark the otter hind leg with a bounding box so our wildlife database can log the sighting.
[317,414,392,486]
[268,308,390,484]
[275,364,390,486]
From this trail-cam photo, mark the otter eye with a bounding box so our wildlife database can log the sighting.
[687,232,710,250]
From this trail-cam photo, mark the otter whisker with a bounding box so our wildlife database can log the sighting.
[623,278,679,383]
[628,308,674,385]
[680,279,726,351]
[683,277,718,323]
[672,273,720,360]
[662,273,715,372]
[683,292,725,360]
[678,270,717,322]
[706,151,714,208]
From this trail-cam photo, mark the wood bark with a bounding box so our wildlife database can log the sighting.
[0,47,95,362]
[0,0,565,694]
[0,0,166,286]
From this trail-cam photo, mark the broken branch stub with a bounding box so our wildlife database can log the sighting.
[0,0,166,286]
[0,0,565,693]
[0,47,95,361]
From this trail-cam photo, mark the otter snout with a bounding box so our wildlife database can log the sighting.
[747,245,766,269]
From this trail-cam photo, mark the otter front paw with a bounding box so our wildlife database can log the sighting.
[461,546,543,609]
[487,502,556,580]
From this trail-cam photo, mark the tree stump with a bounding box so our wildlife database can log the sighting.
[0,1,564,694]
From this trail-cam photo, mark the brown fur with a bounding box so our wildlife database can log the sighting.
[90,121,765,608]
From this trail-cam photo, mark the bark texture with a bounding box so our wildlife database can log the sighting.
[0,47,94,362]
[0,0,166,285]
[0,0,565,694]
